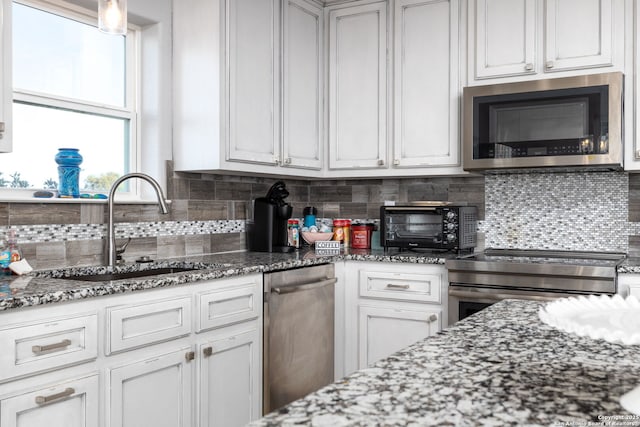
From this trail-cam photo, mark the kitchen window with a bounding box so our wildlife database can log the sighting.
[2,0,139,197]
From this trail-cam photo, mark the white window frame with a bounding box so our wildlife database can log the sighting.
[3,0,142,201]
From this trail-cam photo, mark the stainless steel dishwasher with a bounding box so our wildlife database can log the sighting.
[263,263,336,414]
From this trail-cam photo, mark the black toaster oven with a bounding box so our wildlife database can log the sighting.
[380,203,477,252]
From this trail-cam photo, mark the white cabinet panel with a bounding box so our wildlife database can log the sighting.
[393,0,460,167]
[227,0,280,165]
[358,269,442,303]
[199,326,261,427]
[328,2,388,170]
[471,0,536,79]
[108,347,193,427]
[196,276,261,332]
[0,314,98,382]
[283,0,323,170]
[105,296,192,354]
[0,374,99,427]
[358,305,440,369]
[544,0,613,71]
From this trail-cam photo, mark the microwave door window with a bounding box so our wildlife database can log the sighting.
[488,99,589,158]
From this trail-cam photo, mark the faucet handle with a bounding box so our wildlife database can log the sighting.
[115,237,132,260]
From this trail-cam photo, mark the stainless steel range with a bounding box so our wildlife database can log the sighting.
[446,249,626,324]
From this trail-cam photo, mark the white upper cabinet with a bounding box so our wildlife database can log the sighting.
[282,0,324,170]
[471,0,536,79]
[468,0,626,83]
[227,0,281,165]
[0,0,11,153]
[392,0,460,168]
[544,0,615,72]
[327,2,388,170]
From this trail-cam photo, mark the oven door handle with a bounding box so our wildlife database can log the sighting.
[448,288,563,302]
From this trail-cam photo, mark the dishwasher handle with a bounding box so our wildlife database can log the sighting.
[272,278,337,295]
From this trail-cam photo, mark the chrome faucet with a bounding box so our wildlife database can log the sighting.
[106,173,169,267]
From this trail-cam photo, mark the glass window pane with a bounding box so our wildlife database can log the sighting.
[13,2,126,107]
[1,103,130,192]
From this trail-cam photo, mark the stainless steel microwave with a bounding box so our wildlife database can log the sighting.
[462,72,623,171]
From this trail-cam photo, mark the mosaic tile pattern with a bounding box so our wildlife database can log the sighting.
[0,220,245,244]
[484,172,629,252]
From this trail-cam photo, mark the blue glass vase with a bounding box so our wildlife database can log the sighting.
[55,148,83,197]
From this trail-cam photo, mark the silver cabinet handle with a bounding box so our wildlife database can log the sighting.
[428,314,438,322]
[524,63,534,71]
[32,339,72,354]
[272,278,337,295]
[284,157,292,165]
[203,347,213,358]
[393,159,400,166]
[185,351,195,362]
[545,60,554,69]
[377,159,384,166]
[386,283,410,290]
[35,387,75,405]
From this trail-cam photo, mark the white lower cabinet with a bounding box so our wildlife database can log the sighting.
[0,373,99,427]
[108,347,193,427]
[344,261,447,375]
[198,324,261,427]
[358,305,440,368]
[0,273,263,427]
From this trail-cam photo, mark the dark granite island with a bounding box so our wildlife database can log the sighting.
[251,299,640,427]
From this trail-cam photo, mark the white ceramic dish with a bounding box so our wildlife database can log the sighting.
[539,294,640,415]
[539,294,640,345]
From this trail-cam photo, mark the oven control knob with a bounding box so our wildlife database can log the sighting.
[446,211,456,220]
[447,223,456,231]
[447,233,456,242]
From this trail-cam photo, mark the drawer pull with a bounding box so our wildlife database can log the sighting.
[185,351,195,362]
[32,339,72,354]
[428,314,438,322]
[35,387,75,405]
[203,347,213,358]
[386,284,410,290]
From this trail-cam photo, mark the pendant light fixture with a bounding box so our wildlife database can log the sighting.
[98,0,127,35]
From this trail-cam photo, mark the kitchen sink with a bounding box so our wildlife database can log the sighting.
[62,267,200,282]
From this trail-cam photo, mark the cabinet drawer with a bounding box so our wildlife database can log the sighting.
[358,270,441,303]
[196,276,261,332]
[0,314,98,382]
[106,296,192,354]
[0,373,99,427]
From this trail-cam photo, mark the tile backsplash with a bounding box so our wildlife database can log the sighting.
[483,171,629,252]
[2,160,640,268]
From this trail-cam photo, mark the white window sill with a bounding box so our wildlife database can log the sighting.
[0,189,171,204]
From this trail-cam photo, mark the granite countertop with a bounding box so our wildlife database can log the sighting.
[617,257,640,274]
[0,248,455,311]
[252,299,640,427]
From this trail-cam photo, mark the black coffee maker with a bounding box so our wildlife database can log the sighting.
[247,181,294,252]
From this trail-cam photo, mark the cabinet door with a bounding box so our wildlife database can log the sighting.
[544,0,614,71]
[393,0,460,168]
[0,374,99,427]
[328,2,388,170]
[227,0,280,165]
[282,0,323,170]
[471,0,536,79]
[0,0,11,152]
[199,327,261,427]
[108,347,193,427]
[358,305,440,369]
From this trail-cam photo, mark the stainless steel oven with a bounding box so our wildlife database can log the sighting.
[446,249,625,324]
